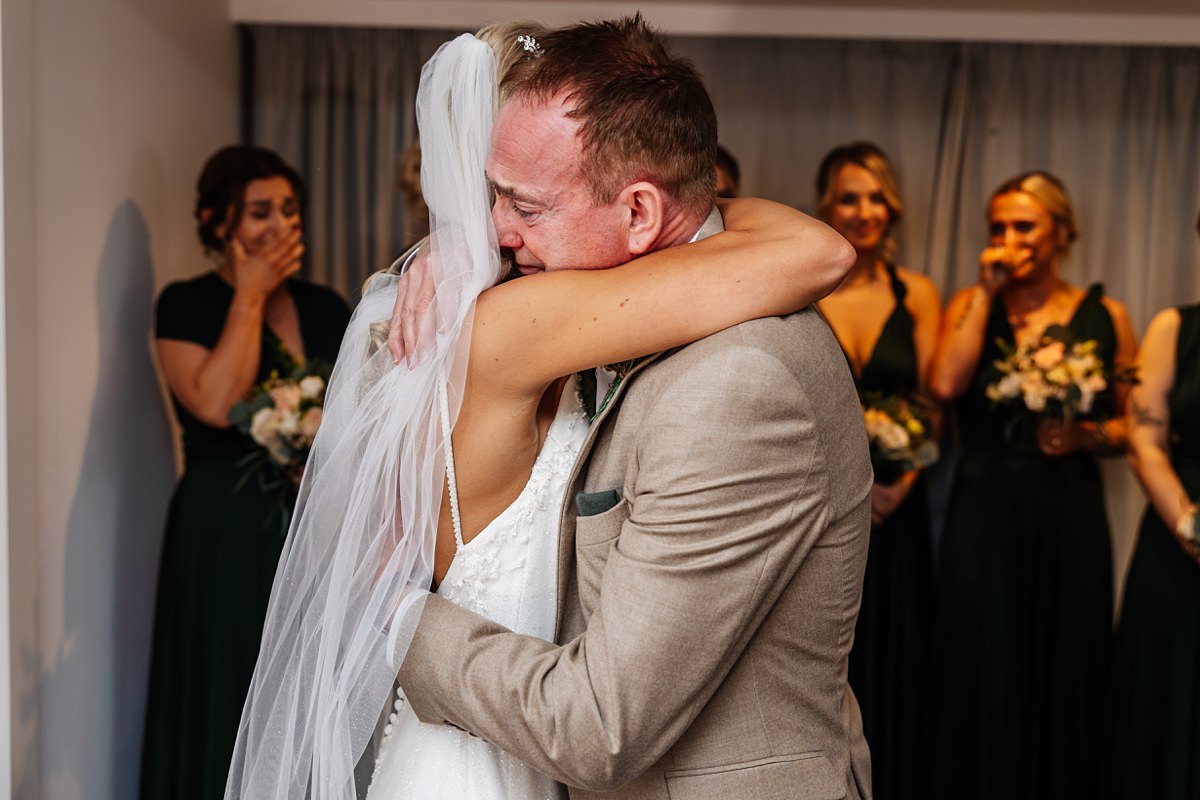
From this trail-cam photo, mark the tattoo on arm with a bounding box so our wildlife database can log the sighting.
[954,291,981,331]
[1132,398,1166,428]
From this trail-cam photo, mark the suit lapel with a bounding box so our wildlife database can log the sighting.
[552,351,664,641]
[551,205,725,641]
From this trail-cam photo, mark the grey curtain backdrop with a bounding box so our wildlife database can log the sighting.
[246,25,1200,592]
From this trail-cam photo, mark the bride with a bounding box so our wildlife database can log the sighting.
[225,24,853,800]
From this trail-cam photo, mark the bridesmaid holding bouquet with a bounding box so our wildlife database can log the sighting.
[926,171,1137,800]
[815,142,941,800]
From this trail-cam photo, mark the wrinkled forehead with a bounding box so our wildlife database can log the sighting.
[487,93,583,183]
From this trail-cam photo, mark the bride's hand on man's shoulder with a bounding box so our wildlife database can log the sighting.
[388,247,437,366]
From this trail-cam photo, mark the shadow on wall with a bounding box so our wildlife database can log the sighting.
[42,201,176,800]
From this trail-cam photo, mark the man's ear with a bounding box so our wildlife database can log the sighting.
[618,182,664,256]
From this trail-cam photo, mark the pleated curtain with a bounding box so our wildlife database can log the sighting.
[246,25,1200,591]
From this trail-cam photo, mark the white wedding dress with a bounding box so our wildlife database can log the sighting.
[365,375,587,800]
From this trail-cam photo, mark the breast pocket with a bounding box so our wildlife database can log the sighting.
[574,494,628,547]
[664,753,845,800]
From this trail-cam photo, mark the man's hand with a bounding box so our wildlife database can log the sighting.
[388,246,437,366]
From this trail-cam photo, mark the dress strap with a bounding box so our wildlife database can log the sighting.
[1177,303,1200,376]
[437,382,466,553]
[884,261,908,304]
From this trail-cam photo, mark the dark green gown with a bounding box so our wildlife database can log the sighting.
[925,283,1116,800]
[842,264,935,800]
[1104,303,1200,800]
[141,272,350,800]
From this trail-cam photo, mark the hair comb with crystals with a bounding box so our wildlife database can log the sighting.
[516,34,542,55]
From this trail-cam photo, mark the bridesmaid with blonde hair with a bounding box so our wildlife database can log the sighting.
[926,171,1137,800]
[815,142,940,800]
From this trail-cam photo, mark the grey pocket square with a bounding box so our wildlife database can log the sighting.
[576,489,621,517]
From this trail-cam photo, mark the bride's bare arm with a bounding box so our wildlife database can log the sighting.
[472,197,853,394]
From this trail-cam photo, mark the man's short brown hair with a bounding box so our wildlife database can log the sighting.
[501,14,717,217]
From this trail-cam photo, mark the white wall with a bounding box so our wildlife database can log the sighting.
[1,0,238,796]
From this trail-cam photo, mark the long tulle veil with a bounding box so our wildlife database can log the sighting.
[224,33,502,799]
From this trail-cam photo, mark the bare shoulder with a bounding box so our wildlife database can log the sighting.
[1100,293,1133,326]
[1143,306,1182,344]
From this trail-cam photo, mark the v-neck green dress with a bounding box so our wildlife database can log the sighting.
[843,264,935,800]
[1104,303,1200,800]
[140,272,350,800]
[925,283,1116,800]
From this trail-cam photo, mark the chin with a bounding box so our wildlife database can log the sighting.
[850,238,882,255]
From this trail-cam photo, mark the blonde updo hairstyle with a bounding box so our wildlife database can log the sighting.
[474,21,549,104]
[815,142,905,261]
[988,170,1079,258]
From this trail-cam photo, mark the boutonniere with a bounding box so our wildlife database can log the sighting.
[604,358,643,379]
[595,357,650,419]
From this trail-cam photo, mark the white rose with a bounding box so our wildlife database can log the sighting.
[269,383,303,412]
[1065,356,1091,380]
[1046,366,1070,386]
[249,407,281,448]
[300,407,323,442]
[1024,387,1048,413]
[277,409,300,439]
[299,375,326,401]
[997,372,1022,399]
[877,420,911,452]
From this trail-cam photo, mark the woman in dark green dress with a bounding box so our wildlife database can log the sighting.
[141,146,351,800]
[815,143,941,800]
[926,171,1138,800]
[1105,261,1200,799]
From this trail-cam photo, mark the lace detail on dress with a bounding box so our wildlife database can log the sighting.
[367,376,587,799]
[438,379,586,618]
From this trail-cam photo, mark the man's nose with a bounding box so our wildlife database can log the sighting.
[1003,227,1020,249]
[492,202,523,250]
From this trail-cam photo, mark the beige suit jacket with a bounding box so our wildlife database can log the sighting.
[398,215,875,800]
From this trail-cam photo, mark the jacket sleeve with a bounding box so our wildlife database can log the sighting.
[397,344,833,791]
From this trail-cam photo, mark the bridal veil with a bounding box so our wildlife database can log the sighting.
[224,33,502,799]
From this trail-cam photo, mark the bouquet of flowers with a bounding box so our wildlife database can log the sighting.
[229,362,332,490]
[861,392,940,485]
[985,325,1132,421]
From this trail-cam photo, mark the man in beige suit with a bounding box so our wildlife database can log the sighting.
[395,17,874,800]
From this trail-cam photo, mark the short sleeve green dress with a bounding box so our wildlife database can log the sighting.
[140,272,350,800]
[924,283,1116,800]
[1104,303,1200,800]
